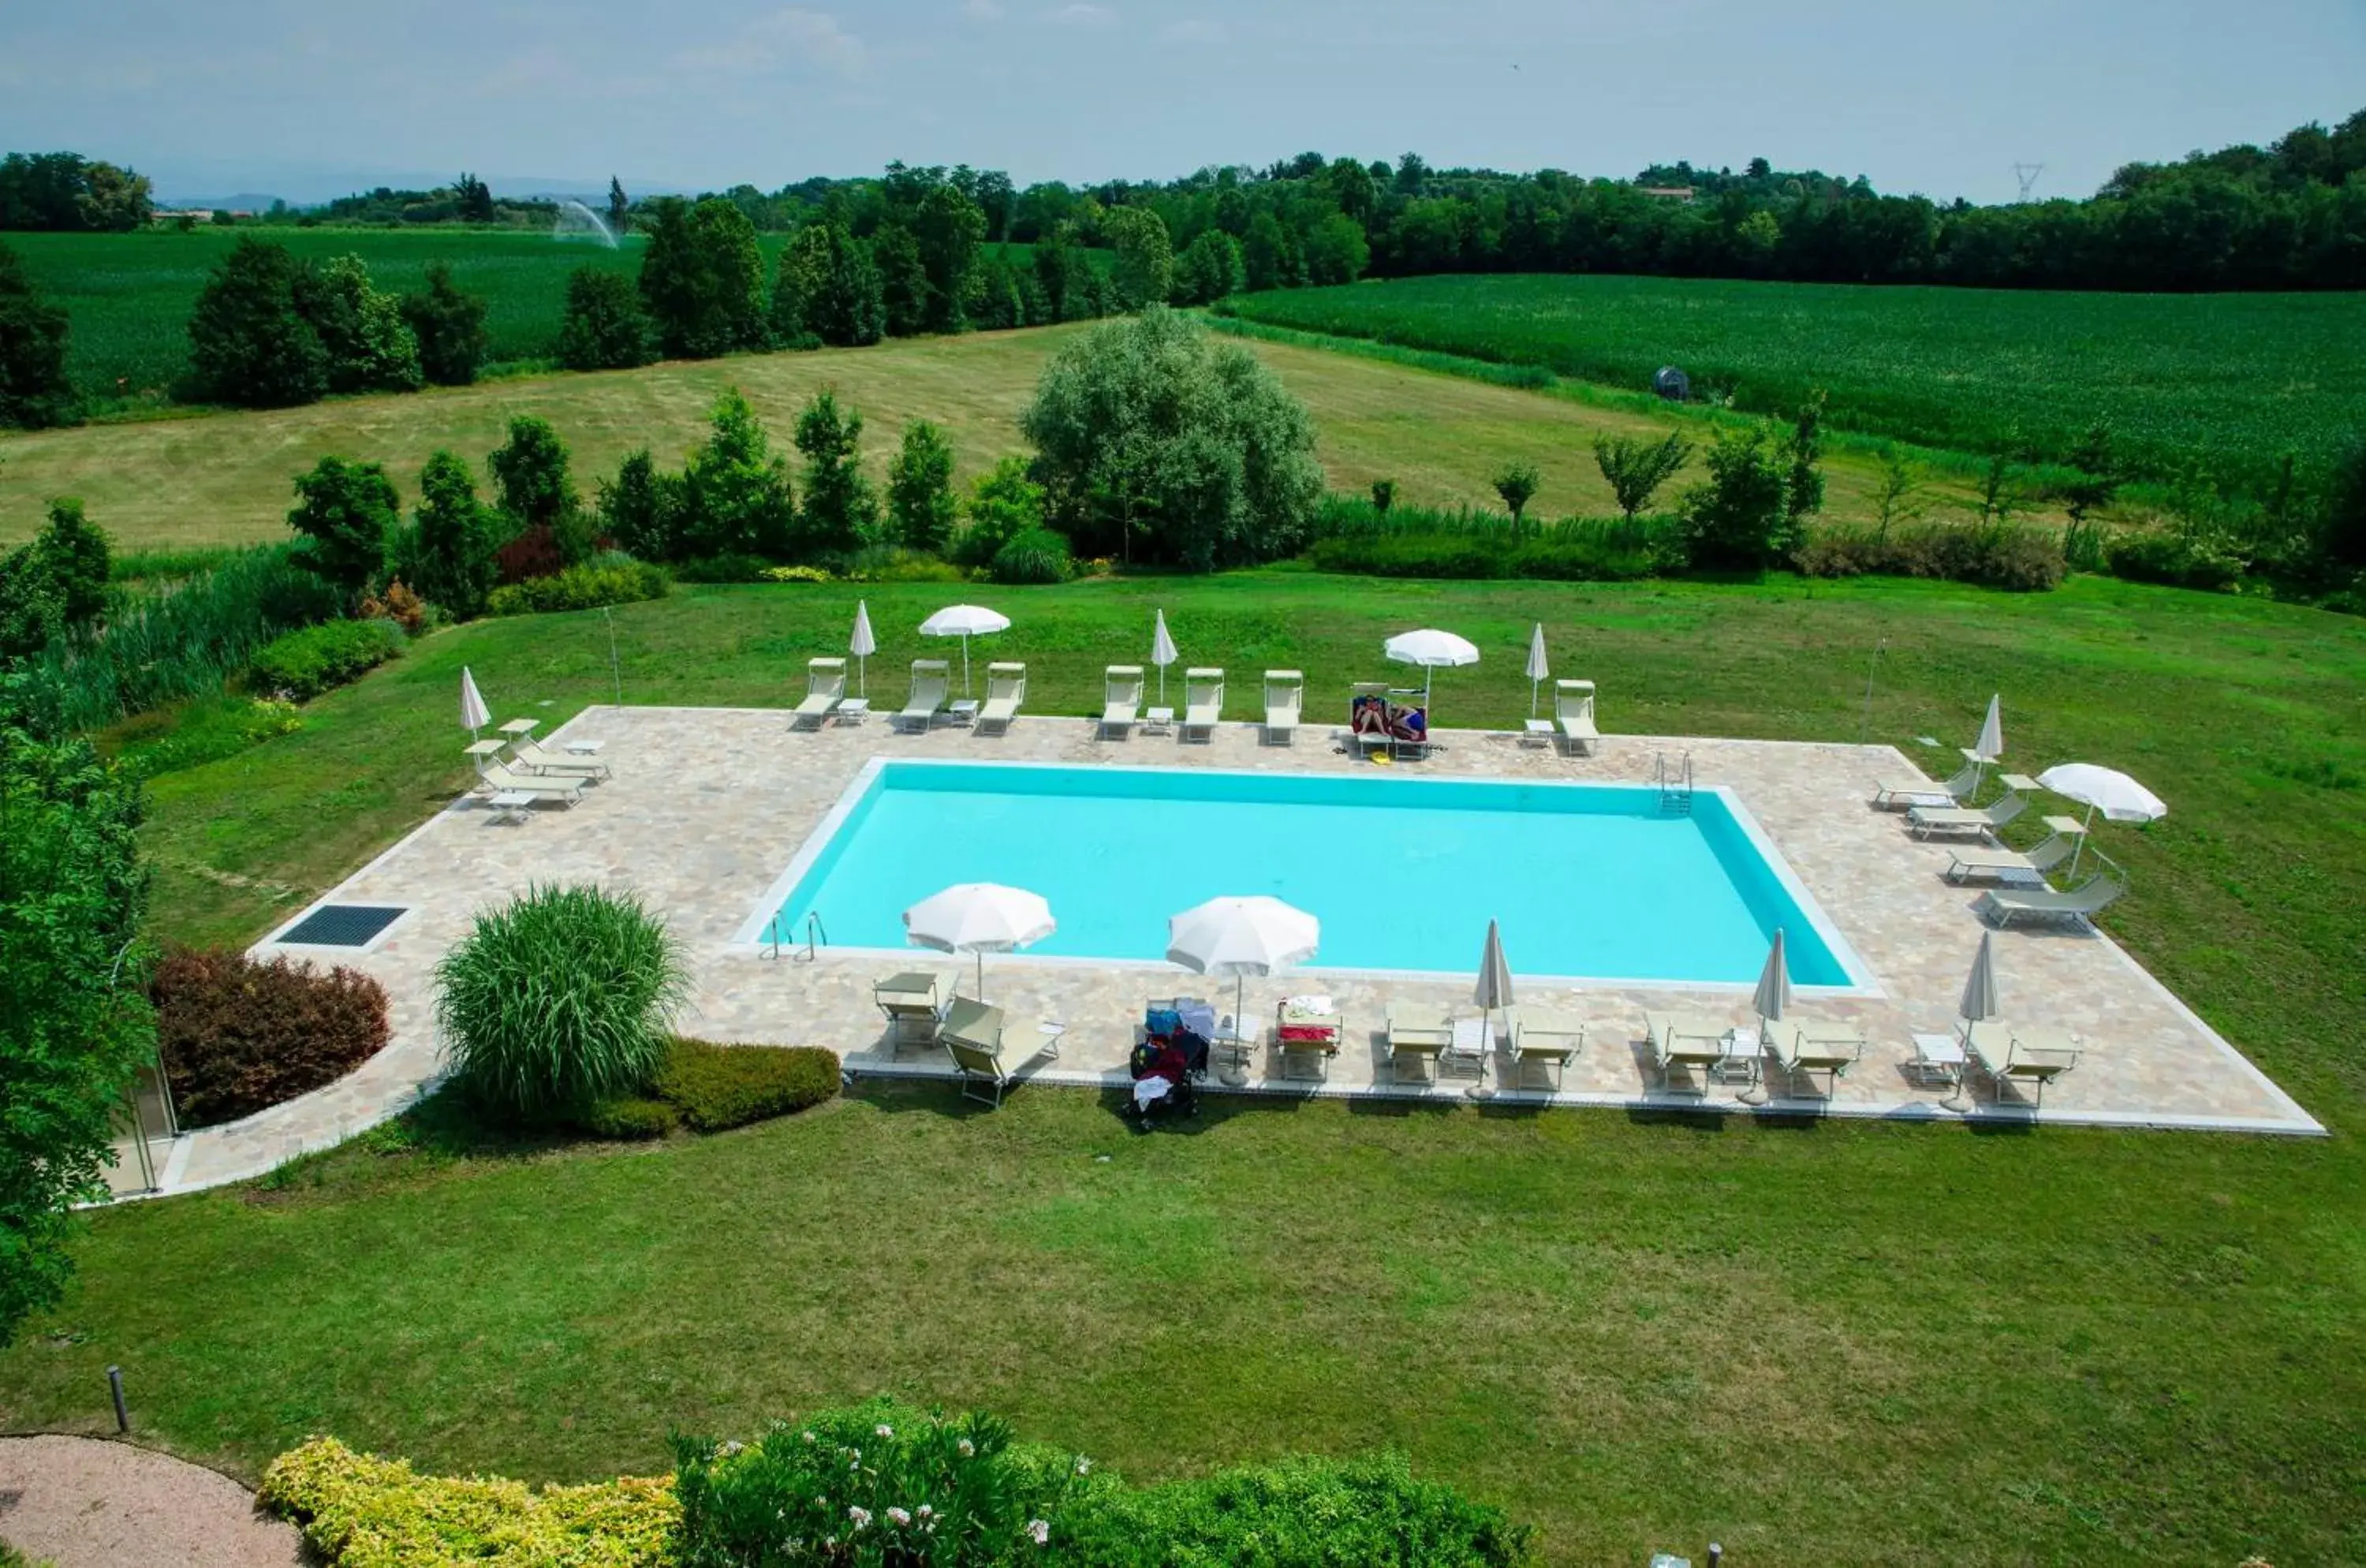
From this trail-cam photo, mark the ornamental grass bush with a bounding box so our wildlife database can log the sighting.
[151,949,390,1127]
[434,883,690,1126]
[652,1038,841,1132]
[486,559,669,616]
[248,617,405,700]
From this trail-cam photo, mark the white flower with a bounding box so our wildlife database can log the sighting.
[815,1497,828,1508]
[802,1430,816,1444]
[887,1506,912,1527]
[876,1423,894,1438]
[722,1439,744,1455]
[917,1504,935,1520]
[849,1505,872,1530]
[1075,1456,1092,1476]
[957,1438,976,1458]
[1028,1518,1051,1547]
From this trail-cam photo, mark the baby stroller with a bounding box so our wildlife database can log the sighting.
[1129,1006,1210,1129]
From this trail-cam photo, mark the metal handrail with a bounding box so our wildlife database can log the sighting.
[803,912,828,962]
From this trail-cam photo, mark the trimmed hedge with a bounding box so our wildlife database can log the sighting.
[259,1438,678,1568]
[578,1095,680,1141]
[248,617,405,701]
[654,1038,841,1132]
[2105,528,2245,592]
[1308,530,1656,582]
[151,949,391,1127]
[487,560,670,616]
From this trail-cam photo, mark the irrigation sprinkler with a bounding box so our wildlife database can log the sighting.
[1858,637,1886,745]
[107,1365,129,1432]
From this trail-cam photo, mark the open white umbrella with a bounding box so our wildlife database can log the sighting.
[1741,928,1791,1104]
[2037,762,2166,878]
[1166,894,1319,1044]
[849,600,877,698]
[1524,624,1550,720]
[904,882,1054,1001]
[1383,628,1480,727]
[459,666,490,738]
[918,603,1011,696]
[1970,693,2004,787]
[1948,931,2001,1110]
[1151,609,1180,706]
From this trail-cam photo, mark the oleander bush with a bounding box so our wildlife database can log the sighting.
[434,883,690,1126]
[248,617,405,700]
[486,560,670,615]
[151,949,391,1127]
[259,1436,680,1568]
[652,1038,841,1132]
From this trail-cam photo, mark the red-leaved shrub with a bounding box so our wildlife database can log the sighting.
[151,949,392,1127]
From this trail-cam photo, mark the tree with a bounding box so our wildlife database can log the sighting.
[0,238,74,427]
[0,545,62,663]
[1677,428,1789,571]
[32,498,110,629]
[599,449,689,562]
[681,391,798,561]
[1371,478,1396,513]
[769,226,830,348]
[398,452,506,618]
[1493,462,1542,525]
[1242,212,1293,292]
[400,262,490,386]
[1872,447,1924,541]
[1592,431,1693,520]
[912,183,987,331]
[1781,390,1827,543]
[304,254,423,393]
[186,237,329,408]
[1977,447,2021,526]
[887,420,958,553]
[2321,431,2366,572]
[1173,230,1245,305]
[558,267,657,370]
[287,456,397,600]
[1304,213,1371,285]
[637,197,767,358]
[2059,423,2118,563]
[804,225,885,347]
[954,456,1047,568]
[487,416,582,562]
[0,720,152,1348]
[1105,207,1174,310]
[794,391,879,557]
[1020,306,1324,570]
[73,161,152,231]
[872,223,931,338]
[455,172,495,222]
[606,176,631,237]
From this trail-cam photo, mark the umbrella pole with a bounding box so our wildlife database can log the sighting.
[1234,974,1245,1048]
[2069,801,2098,879]
[1529,677,1539,721]
[976,950,986,1002]
[963,635,972,697]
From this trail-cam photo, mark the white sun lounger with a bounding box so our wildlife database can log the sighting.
[1909,792,2028,842]
[1505,1011,1585,1090]
[976,662,1026,734]
[1945,831,2076,885]
[475,760,586,805]
[509,736,610,780]
[1961,1019,2082,1108]
[1975,874,2127,930]
[1099,665,1144,738]
[897,659,950,731]
[1182,666,1224,741]
[1871,758,1980,812]
[1554,680,1598,756]
[1262,669,1302,745]
[791,657,846,730]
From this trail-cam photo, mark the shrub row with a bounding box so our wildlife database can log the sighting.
[151,949,392,1128]
[577,1038,842,1140]
[486,559,670,616]
[1792,521,2069,591]
[248,617,405,700]
[2103,528,2247,592]
[1309,531,1658,582]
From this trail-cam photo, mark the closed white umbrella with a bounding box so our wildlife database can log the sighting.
[1151,609,1179,706]
[918,603,1011,696]
[459,666,490,737]
[1383,627,1480,726]
[1166,894,1320,1043]
[1970,693,2004,788]
[2037,762,2166,878]
[849,600,877,698]
[1524,623,1550,720]
[1741,928,1790,1104]
[1948,931,2001,1111]
[904,882,1054,1001]
[1470,919,1517,1097]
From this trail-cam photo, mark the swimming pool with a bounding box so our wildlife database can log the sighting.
[750,761,1860,986]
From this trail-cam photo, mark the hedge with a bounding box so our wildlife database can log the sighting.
[577,1095,680,1141]
[653,1039,841,1132]
[487,560,670,616]
[151,949,391,1127]
[1308,530,1656,582]
[248,617,405,701]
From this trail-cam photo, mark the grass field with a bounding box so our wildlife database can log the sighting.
[6,228,1092,402]
[1221,274,2366,487]
[2,571,2360,1564]
[0,324,2040,551]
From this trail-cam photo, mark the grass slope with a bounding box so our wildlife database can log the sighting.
[1222,274,2366,485]
[6,572,2364,1566]
[0,325,2030,551]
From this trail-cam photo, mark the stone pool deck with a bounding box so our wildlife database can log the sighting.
[132,703,2320,1197]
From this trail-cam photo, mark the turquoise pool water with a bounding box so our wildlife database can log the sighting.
[762,762,1852,985]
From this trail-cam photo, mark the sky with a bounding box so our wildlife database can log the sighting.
[2,0,2361,205]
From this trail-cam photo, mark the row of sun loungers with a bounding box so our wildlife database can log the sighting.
[465,727,611,813]
[1873,761,2131,931]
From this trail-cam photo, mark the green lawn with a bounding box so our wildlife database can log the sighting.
[1221,274,2366,485]
[5,570,2363,1564]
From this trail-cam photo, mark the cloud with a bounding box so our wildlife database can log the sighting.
[1042,2,1115,27]
[961,0,1006,17]
[1156,17,1226,43]
[673,9,868,79]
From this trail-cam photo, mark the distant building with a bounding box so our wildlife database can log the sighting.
[1638,186,1696,203]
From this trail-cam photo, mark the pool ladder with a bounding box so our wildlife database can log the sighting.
[1655,752,1694,815]
[768,911,828,962]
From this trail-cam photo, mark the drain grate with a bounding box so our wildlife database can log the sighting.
[278,905,406,947]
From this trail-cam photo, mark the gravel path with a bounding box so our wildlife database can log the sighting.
[0,1435,306,1567]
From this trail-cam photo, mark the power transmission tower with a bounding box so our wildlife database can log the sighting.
[2012,162,2044,201]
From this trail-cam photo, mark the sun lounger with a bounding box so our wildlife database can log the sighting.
[509,735,611,779]
[1554,680,1598,756]
[1975,874,2126,930]
[1960,1019,2081,1109]
[1385,1012,1456,1085]
[1099,665,1144,738]
[874,970,942,1048]
[1908,791,2028,841]
[1262,670,1302,745]
[1772,1021,1867,1099]
[1644,1011,1740,1096]
[976,662,1026,734]
[1871,758,1980,812]
[937,996,1059,1107]
[1506,1011,1585,1091]
[791,657,846,730]
[1182,666,1224,741]
[1349,683,1393,760]
[474,760,586,805]
[897,659,950,732]
[1277,995,1342,1081]
[1945,831,2076,885]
